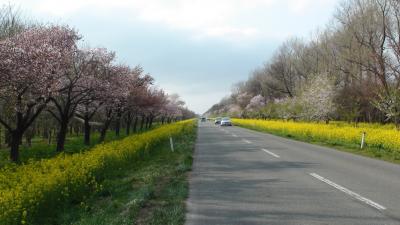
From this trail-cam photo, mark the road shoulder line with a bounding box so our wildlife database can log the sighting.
[309,173,386,211]
[261,148,280,158]
[243,139,252,144]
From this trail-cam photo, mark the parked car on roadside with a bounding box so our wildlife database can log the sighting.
[201,117,207,122]
[220,117,232,126]
[215,117,222,125]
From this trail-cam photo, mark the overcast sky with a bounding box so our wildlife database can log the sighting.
[5,0,340,114]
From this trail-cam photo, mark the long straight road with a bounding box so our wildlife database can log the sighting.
[185,122,400,225]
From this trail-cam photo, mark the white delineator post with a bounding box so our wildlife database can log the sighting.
[170,136,174,152]
[361,132,366,149]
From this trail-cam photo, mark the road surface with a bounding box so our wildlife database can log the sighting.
[185,122,400,225]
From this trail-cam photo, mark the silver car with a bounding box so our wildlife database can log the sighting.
[220,117,232,126]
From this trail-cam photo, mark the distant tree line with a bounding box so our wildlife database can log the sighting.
[0,6,195,162]
[207,0,400,127]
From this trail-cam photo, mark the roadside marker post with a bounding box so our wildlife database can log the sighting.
[360,132,366,149]
[170,136,175,152]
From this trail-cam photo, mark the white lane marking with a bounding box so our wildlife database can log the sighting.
[261,148,280,158]
[232,134,238,138]
[243,139,252,144]
[309,173,386,211]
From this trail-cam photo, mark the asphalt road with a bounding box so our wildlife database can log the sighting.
[185,121,400,225]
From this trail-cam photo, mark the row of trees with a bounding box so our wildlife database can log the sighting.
[0,6,195,162]
[207,0,400,126]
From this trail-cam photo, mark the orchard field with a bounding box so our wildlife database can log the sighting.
[0,8,195,164]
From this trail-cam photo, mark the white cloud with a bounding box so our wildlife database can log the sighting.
[288,0,338,14]
[195,26,259,41]
[288,0,312,13]
[2,0,338,41]
[33,0,89,16]
[1,0,279,41]
[160,81,229,113]
[112,0,273,41]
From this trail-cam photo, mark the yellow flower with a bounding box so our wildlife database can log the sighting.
[0,120,195,225]
[232,119,400,153]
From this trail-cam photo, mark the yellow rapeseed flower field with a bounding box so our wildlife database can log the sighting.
[232,119,400,153]
[0,120,195,225]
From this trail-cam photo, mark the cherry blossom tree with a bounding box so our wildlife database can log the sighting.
[0,25,79,161]
[160,93,195,121]
[125,85,149,133]
[112,65,151,137]
[162,93,185,123]
[97,65,150,142]
[143,88,168,128]
[74,48,116,145]
[299,74,336,122]
[132,87,167,130]
[246,95,266,112]
[123,66,153,135]
[96,65,128,142]
[47,48,116,151]
[236,92,253,109]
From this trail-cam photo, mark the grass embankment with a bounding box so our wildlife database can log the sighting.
[57,123,196,225]
[0,120,196,225]
[232,119,400,164]
[0,126,158,168]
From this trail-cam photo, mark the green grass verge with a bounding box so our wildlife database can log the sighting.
[237,124,400,165]
[47,124,196,225]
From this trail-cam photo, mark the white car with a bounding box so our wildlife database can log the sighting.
[220,117,232,126]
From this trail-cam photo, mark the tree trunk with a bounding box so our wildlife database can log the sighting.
[43,126,49,139]
[145,117,150,129]
[48,130,52,145]
[74,126,80,136]
[115,111,121,137]
[133,116,138,133]
[5,129,11,147]
[56,119,69,152]
[84,115,91,145]
[395,116,400,131]
[99,119,112,143]
[99,128,106,143]
[10,131,22,162]
[140,116,145,130]
[126,113,132,135]
[0,125,2,149]
[26,136,32,147]
[3,102,45,162]
[149,116,154,128]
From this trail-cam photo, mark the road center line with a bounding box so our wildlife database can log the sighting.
[309,173,386,211]
[232,134,238,137]
[243,139,252,144]
[261,148,280,158]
